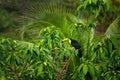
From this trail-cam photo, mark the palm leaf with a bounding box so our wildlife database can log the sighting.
[19,2,76,39]
[105,16,120,37]
[105,16,120,48]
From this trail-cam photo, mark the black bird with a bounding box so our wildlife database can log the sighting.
[62,38,82,58]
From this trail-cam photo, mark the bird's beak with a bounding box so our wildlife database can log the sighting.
[62,38,71,44]
[68,39,71,44]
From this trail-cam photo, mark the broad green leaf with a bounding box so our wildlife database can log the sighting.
[103,0,111,10]
[83,64,88,75]
[77,5,84,11]
[77,63,84,72]
[110,50,117,58]
[0,76,6,80]
[15,55,20,65]
[88,0,92,4]
[1,38,5,43]
[92,0,97,4]
[90,28,95,43]
[37,64,43,76]
[6,54,11,62]
[110,37,118,48]
[84,1,88,9]
[88,64,95,77]
[113,76,117,80]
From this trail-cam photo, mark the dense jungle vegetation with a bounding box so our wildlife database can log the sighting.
[0,0,120,80]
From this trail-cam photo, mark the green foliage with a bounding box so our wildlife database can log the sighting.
[0,0,120,80]
[19,2,79,39]
[0,9,16,30]
[0,26,74,80]
[0,21,120,79]
[77,0,110,25]
[68,16,120,80]
[0,38,40,79]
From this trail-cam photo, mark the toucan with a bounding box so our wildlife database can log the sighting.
[62,38,82,58]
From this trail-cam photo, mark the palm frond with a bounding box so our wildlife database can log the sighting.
[18,2,76,39]
[105,16,120,37]
[20,2,73,29]
[105,16,120,48]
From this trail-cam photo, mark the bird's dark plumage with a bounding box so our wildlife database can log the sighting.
[70,39,81,49]
[78,49,82,58]
[70,38,82,58]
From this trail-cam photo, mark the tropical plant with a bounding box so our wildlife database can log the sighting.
[0,0,120,80]
[1,16,120,79]
[58,13,120,79]
[0,9,16,30]
[0,26,74,80]
[18,2,79,40]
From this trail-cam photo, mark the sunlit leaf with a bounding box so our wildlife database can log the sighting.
[77,63,84,72]
[0,76,6,80]
[37,64,43,76]
[83,64,88,75]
